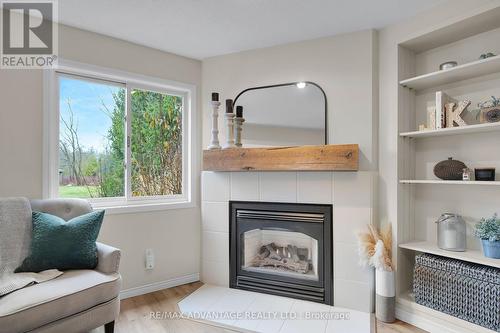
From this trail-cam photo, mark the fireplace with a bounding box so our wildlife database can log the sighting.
[229,201,333,305]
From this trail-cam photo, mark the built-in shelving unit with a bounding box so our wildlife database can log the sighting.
[400,122,500,138]
[399,180,500,186]
[399,55,500,90]
[399,241,500,268]
[395,6,500,333]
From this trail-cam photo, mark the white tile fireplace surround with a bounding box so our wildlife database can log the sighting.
[201,171,376,313]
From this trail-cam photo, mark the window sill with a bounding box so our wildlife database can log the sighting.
[91,200,196,215]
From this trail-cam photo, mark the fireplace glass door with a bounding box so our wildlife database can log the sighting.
[242,228,319,281]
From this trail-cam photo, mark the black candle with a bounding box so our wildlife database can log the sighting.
[236,105,243,118]
[225,99,233,113]
[211,92,219,101]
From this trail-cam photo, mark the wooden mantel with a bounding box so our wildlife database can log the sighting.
[202,144,358,171]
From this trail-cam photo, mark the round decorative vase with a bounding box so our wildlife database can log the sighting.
[481,107,500,123]
[481,239,500,259]
[375,269,395,323]
[434,157,467,180]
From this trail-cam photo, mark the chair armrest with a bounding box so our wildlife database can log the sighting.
[96,242,121,274]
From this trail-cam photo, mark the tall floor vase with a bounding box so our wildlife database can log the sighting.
[375,269,395,323]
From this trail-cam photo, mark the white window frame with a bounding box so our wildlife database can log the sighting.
[43,59,197,214]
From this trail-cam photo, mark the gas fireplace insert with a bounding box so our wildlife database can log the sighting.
[229,201,333,305]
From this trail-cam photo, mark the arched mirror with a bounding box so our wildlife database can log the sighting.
[234,82,327,147]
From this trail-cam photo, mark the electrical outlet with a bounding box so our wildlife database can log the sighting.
[145,248,154,270]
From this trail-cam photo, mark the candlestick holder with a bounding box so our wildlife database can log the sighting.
[234,116,245,148]
[208,100,221,150]
[223,112,236,149]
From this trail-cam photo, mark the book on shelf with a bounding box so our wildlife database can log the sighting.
[427,105,436,130]
[435,91,456,129]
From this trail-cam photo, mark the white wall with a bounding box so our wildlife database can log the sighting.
[0,23,202,291]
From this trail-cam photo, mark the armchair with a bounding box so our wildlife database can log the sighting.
[0,198,121,333]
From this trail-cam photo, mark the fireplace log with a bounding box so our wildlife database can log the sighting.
[254,257,310,274]
[266,244,282,260]
[257,245,270,260]
[251,243,312,274]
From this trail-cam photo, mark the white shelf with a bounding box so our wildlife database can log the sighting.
[399,55,500,90]
[399,241,500,268]
[400,122,500,138]
[400,6,500,53]
[399,180,500,186]
[397,291,494,333]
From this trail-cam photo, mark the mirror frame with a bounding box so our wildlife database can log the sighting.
[233,81,328,144]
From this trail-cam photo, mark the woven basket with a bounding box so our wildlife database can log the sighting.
[414,253,500,331]
[433,157,467,180]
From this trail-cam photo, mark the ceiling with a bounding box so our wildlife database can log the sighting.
[58,0,443,60]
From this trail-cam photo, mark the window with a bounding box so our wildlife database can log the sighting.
[58,76,125,199]
[44,60,196,213]
[130,88,183,197]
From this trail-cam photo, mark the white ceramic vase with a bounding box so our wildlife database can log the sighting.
[375,269,395,323]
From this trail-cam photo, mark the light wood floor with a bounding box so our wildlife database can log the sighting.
[91,282,426,333]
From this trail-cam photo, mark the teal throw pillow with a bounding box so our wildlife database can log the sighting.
[15,210,105,273]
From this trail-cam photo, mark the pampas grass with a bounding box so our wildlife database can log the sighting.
[357,224,378,267]
[357,223,393,271]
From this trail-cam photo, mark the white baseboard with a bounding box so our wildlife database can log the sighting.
[396,307,457,333]
[396,304,492,333]
[120,273,200,300]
